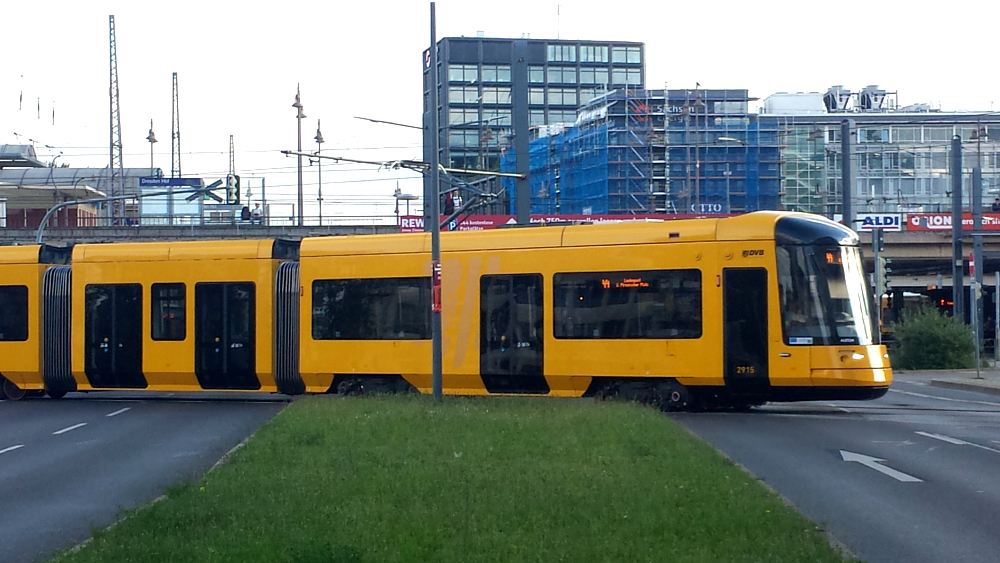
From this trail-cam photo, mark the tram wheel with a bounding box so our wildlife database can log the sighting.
[1,377,27,401]
[657,380,690,412]
[336,378,363,396]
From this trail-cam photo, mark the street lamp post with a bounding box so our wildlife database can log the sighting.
[315,120,324,226]
[293,85,306,227]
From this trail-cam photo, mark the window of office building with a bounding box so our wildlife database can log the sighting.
[482,86,511,105]
[580,45,608,63]
[714,101,748,115]
[611,46,641,64]
[449,86,479,104]
[579,67,608,85]
[549,110,576,124]
[529,66,545,84]
[861,127,888,143]
[894,126,920,142]
[450,107,479,126]
[547,87,577,106]
[448,64,478,83]
[449,130,480,148]
[530,110,546,126]
[611,68,641,86]
[529,88,546,105]
[547,44,576,62]
[547,66,577,84]
[483,108,512,127]
[481,64,511,83]
[580,87,606,105]
[925,127,953,142]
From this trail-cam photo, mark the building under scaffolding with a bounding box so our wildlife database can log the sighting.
[501,89,782,215]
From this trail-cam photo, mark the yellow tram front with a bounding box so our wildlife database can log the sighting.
[763,213,891,401]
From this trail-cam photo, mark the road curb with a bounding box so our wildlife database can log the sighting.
[930,380,1000,397]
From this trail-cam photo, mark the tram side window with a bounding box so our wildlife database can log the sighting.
[312,278,432,340]
[0,285,29,341]
[151,283,186,341]
[553,270,702,339]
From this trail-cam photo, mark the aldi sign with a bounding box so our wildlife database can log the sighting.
[857,213,902,232]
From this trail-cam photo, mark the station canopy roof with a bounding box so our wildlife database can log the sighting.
[0,144,46,169]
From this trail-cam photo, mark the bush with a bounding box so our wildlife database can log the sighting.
[891,306,975,370]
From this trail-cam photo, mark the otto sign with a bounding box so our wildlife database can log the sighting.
[857,213,901,232]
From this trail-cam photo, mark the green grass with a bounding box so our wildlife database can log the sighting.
[57,396,855,563]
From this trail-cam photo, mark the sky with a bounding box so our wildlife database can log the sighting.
[3,0,998,220]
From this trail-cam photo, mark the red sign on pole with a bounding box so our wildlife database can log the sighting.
[431,260,442,313]
[970,251,975,277]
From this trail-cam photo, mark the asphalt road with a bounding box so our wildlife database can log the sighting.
[672,376,1000,563]
[0,393,288,563]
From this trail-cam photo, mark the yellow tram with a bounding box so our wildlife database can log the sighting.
[0,211,891,408]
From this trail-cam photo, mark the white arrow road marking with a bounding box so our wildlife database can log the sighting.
[916,432,1000,455]
[840,450,923,482]
[106,407,130,417]
[0,445,25,455]
[53,423,87,435]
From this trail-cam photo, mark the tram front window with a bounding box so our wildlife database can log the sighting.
[777,245,873,346]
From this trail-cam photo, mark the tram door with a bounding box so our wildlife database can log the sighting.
[722,268,770,395]
[84,283,146,388]
[480,274,548,394]
[195,282,259,390]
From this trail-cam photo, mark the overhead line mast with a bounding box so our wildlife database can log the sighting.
[171,72,182,177]
[109,15,125,219]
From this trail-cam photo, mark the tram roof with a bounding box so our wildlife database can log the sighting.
[0,245,47,264]
[301,212,807,257]
[73,239,280,262]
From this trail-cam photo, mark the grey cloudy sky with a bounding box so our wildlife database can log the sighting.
[3,0,996,218]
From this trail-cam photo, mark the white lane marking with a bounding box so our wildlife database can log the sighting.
[840,450,923,482]
[0,445,25,455]
[916,431,1000,454]
[53,423,87,435]
[106,407,131,417]
[889,388,1000,407]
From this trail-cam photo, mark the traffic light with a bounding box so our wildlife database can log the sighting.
[226,174,241,204]
[875,257,892,295]
[876,257,888,295]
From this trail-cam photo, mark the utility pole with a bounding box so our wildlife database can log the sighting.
[315,120,324,226]
[171,72,181,178]
[429,2,443,400]
[841,119,854,229]
[293,85,306,226]
[972,125,986,354]
[951,134,964,321]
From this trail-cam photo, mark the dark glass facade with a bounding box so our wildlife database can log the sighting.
[422,37,644,215]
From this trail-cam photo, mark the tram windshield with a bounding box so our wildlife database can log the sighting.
[777,244,874,346]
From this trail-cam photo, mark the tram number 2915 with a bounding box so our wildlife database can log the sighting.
[735,365,756,374]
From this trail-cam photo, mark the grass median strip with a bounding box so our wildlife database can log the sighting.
[56,395,855,562]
